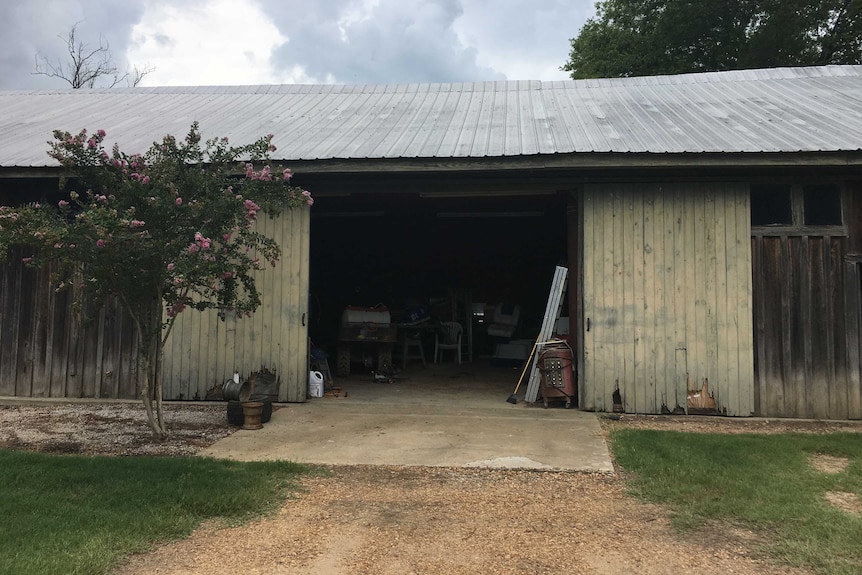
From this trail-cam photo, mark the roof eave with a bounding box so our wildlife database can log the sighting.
[3,150,862,178]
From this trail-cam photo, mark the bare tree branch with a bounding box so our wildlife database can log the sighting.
[33,22,155,89]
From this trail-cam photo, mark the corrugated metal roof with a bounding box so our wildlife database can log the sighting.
[1,65,861,169]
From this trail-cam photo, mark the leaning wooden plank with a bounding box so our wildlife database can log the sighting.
[525,266,568,403]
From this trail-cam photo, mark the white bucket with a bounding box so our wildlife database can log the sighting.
[308,371,324,398]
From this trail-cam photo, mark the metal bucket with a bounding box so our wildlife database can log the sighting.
[223,378,252,401]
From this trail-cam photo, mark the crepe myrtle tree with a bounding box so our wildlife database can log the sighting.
[0,123,313,439]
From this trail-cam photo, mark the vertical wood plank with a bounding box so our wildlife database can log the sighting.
[692,187,708,397]
[581,191,593,409]
[79,298,99,398]
[0,251,22,396]
[661,188,678,411]
[632,190,648,413]
[566,192,580,401]
[844,261,862,419]
[618,190,632,411]
[704,189,719,409]
[569,189,595,410]
[734,187,755,416]
[29,264,51,398]
[599,188,616,411]
[825,237,843,418]
[672,187,689,412]
[714,189,730,412]
[646,189,663,412]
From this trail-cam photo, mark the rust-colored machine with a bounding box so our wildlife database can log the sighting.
[537,340,576,408]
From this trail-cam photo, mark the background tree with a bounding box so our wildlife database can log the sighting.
[563,0,862,78]
[0,124,313,439]
[34,22,153,88]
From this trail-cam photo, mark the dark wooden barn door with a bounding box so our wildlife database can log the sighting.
[751,184,862,419]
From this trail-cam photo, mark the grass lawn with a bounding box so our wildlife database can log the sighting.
[610,430,862,575]
[0,450,309,575]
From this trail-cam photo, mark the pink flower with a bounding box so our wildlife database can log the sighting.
[201,240,211,250]
[96,239,105,248]
[194,231,204,242]
[167,302,186,318]
[58,200,69,207]
[130,220,146,227]
[87,139,96,149]
[54,242,63,249]
[221,271,233,279]
[307,198,314,206]
[22,257,32,263]
[141,176,150,185]
[188,243,199,254]
[167,263,175,271]
[222,233,232,242]
[176,197,183,205]
[96,129,106,138]
[282,168,292,181]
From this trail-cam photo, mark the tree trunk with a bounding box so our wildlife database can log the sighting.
[128,293,169,440]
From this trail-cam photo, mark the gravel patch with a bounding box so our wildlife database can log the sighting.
[0,401,237,456]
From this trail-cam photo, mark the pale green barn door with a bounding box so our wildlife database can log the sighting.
[581,184,754,416]
[162,208,311,402]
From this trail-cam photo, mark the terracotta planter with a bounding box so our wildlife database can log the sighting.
[241,401,264,430]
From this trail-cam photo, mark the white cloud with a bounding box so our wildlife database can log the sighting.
[0,0,595,90]
[127,0,308,86]
[455,0,592,81]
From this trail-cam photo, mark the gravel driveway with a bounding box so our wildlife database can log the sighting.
[6,401,854,574]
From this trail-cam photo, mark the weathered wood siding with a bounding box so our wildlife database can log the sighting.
[752,234,862,420]
[581,184,754,416]
[0,246,142,399]
[162,209,310,402]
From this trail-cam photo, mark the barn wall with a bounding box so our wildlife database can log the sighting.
[162,208,311,402]
[581,183,754,416]
[0,246,142,399]
[751,187,862,420]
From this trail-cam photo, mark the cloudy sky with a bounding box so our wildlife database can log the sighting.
[0,0,596,90]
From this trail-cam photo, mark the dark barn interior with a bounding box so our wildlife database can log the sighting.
[301,172,570,365]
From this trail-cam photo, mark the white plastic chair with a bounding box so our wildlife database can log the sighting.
[434,321,463,364]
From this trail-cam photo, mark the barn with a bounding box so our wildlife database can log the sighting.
[1,65,861,418]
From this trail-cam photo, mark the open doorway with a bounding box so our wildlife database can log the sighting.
[306,188,569,387]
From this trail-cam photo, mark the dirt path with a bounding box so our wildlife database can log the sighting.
[115,465,808,575]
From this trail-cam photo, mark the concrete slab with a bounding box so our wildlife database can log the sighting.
[201,363,614,473]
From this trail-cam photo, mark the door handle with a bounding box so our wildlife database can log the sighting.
[586,317,591,332]
[302,312,306,326]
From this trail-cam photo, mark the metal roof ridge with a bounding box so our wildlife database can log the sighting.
[2,65,860,97]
